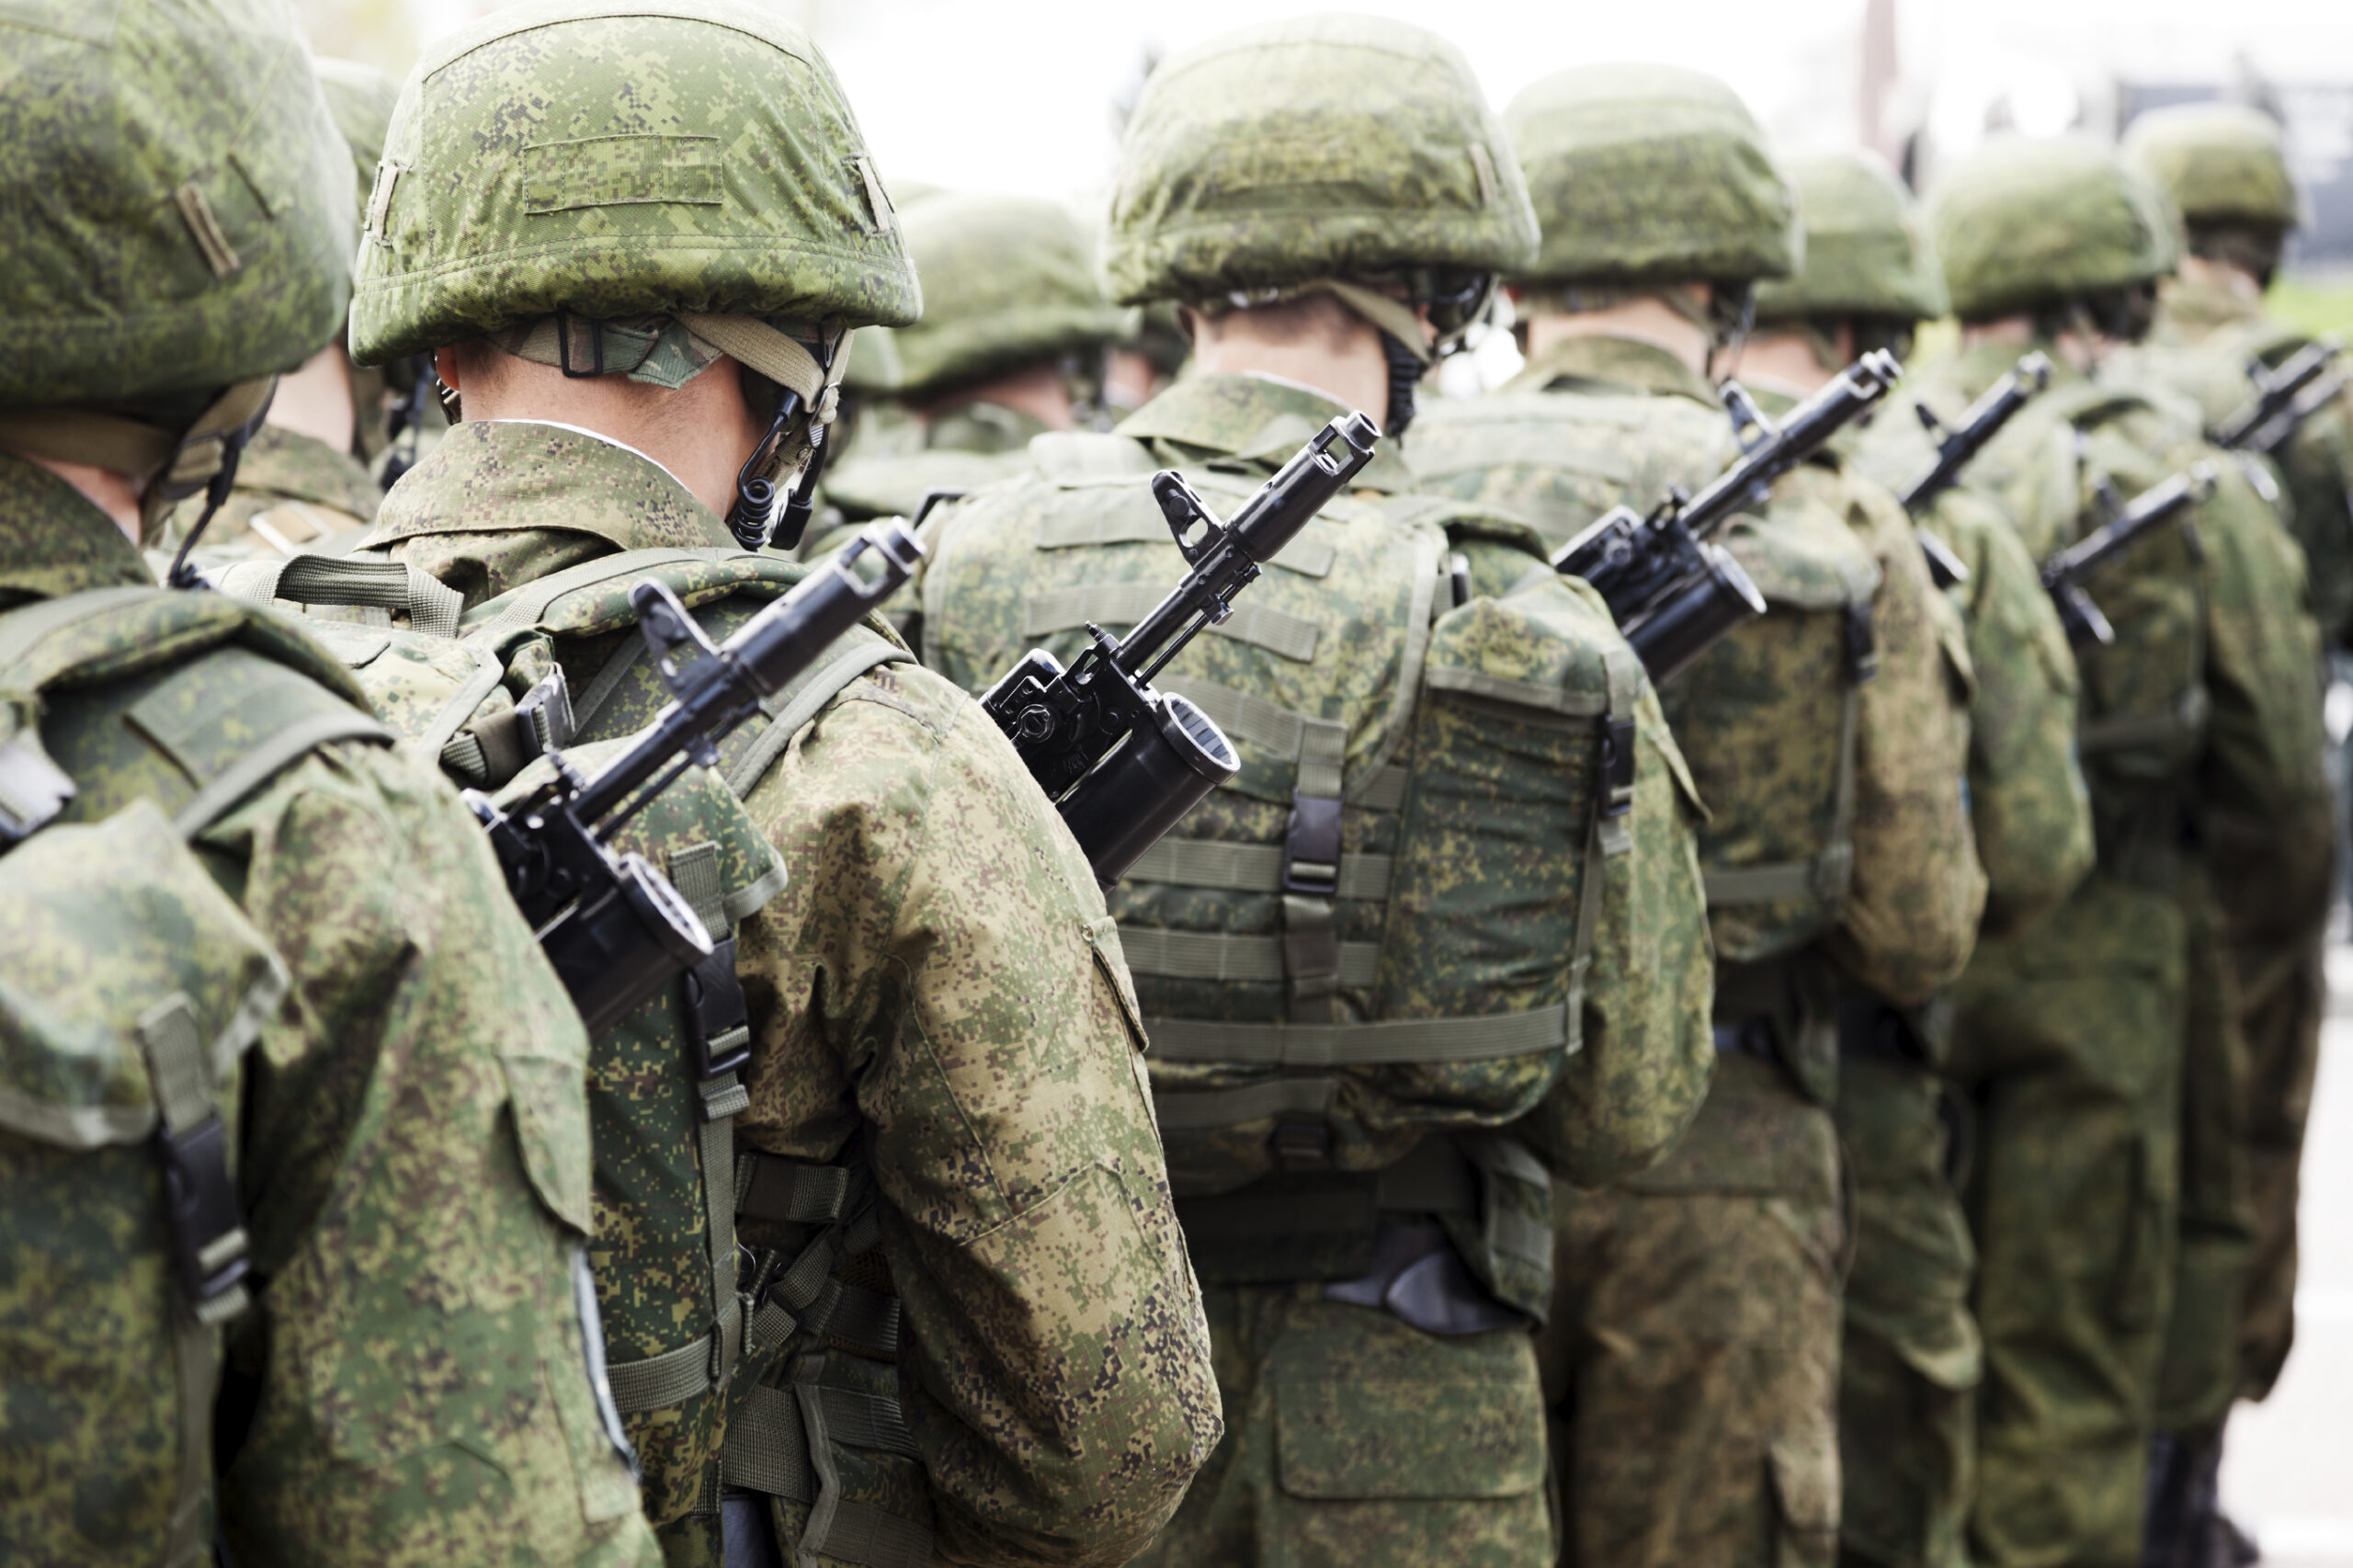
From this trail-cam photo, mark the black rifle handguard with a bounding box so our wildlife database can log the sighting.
[2212,338,2341,455]
[981,412,1380,884]
[1552,350,1903,680]
[2040,463,2218,650]
[471,520,924,1033]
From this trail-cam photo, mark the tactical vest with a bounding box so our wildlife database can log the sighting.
[922,439,1651,1321]
[0,588,391,1568]
[212,549,933,1568]
[1983,382,2211,892]
[1656,484,1885,1102]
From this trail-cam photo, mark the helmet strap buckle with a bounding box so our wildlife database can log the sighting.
[554,307,607,379]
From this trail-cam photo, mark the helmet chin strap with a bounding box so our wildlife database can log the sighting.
[1378,330,1424,438]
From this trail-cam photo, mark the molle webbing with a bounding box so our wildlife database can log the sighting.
[1024,583,1323,661]
[1172,1135,1495,1286]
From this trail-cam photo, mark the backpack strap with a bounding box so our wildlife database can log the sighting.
[211,554,462,639]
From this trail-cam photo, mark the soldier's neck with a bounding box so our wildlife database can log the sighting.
[915,360,1076,433]
[9,451,142,542]
[435,345,766,517]
[267,340,358,453]
[1731,329,1839,397]
[1522,299,1711,377]
[2176,254,2266,306]
[1186,309,1392,428]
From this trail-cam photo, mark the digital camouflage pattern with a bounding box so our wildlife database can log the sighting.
[919,369,1714,1566]
[2122,104,2302,233]
[1882,340,2326,1568]
[1101,15,1539,305]
[161,424,381,569]
[313,58,400,228]
[1753,151,1948,326]
[349,0,922,366]
[1502,62,1798,286]
[0,454,658,1567]
[884,191,1134,395]
[1927,137,2181,322]
[819,404,1055,532]
[372,419,1222,1568]
[0,0,356,410]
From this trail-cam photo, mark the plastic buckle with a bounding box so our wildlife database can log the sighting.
[1272,1120,1334,1171]
[1598,717,1636,818]
[1281,793,1344,895]
[554,306,605,380]
[158,1115,251,1309]
[683,937,753,1080]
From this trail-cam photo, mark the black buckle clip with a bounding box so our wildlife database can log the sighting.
[159,1115,250,1310]
[1599,717,1636,818]
[683,937,753,1082]
[1272,1119,1334,1171]
[1281,792,1344,895]
[1843,602,1880,685]
[554,306,605,380]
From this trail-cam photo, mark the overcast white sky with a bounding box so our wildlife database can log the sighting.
[387,0,2353,207]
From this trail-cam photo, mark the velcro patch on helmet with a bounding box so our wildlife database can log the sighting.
[523,135,723,216]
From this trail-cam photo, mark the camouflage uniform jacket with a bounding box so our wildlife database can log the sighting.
[368,419,1222,1568]
[2138,268,2353,647]
[821,399,1053,530]
[1881,342,2329,864]
[160,423,381,568]
[0,453,657,1567]
[922,370,1717,1193]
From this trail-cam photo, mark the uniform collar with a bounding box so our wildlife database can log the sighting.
[1114,372,1420,494]
[1507,333,1722,407]
[2157,269,2265,342]
[0,451,156,608]
[370,419,733,609]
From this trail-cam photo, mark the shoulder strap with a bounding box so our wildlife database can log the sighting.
[211,554,462,639]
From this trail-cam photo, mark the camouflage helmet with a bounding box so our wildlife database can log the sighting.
[1506,63,1799,286]
[313,58,400,227]
[0,0,356,412]
[1101,13,1539,324]
[2122,103,2301,231]
[348,0,922,366]
[1754,150,1948,324]
[890,191,1137,396]
[1929,135,2182,321]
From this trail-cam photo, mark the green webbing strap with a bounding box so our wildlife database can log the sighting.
[605,1294,745,1413]
[735,1152,852,1226]
[721,1386,935,1568]
[219,555,462,640]
[721,640,909,801]
[1701,682,1860,908]
[569,636,644,736]
[1280,894,1341,1017]
[668,843,727,932]
[1024,583,1323,663]
[1358,765,1408,812]
[1150,1076,1339,1131]
[170,708,392,838]
[723,1382,814,1500]
[1159,678,1350,799]
[139,996,245,1568]
[1116,926,1380,987]
[1122,837,1394,900]
[1144,1003,1570,1070]
[1032,510,1341,577]
[463,547,737,646]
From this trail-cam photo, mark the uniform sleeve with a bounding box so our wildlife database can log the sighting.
[213,743,656,1567]
[735,665,1221,1568]
[2196,453,2332,826]
[1824,476,1989,1005]
[1519,686,1717,1188]
[1939,489,2095,937]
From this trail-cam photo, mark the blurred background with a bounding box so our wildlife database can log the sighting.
[293,0,2353,1558]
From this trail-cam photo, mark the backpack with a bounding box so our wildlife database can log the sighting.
[0,587,389,1568]
[210,548,928,1563]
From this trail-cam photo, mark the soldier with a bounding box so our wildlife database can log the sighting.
[1872,134,2328,1568]
[916,17,1717,1565]
[822,190,1138,528]
[0,2,657,1563]
[1410,66,1985,1568]
[161,58,403,569]
[335,5,1222,1565]
[2119,105,2346,1562]
[1748,149,2097,1568]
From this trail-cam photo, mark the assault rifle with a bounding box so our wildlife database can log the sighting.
[2211,338,2343,456]
[2040,463,2219,650]
[469,520,924,1034]
[1899,352,2055,588]
[1552,348,1904,682]
[981,413,1381,885]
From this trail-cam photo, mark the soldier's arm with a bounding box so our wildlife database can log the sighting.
[1937,489,2095,937]
[737,665,1220,1568]
[211,744,654,1567]
[1820,475,1988,1005]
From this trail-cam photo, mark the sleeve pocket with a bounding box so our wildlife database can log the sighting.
[500,1051,595,1235]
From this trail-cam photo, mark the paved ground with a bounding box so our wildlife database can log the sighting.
[2218,944,2353,1566]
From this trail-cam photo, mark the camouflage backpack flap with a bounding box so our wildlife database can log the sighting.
[1405,388,1738,552]
[1662,491,1883,972]
[0,800,288,1568]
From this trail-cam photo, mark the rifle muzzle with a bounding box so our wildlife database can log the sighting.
[1627,544,1768,683]
[539,850,715,1037]
[1057,692,1239,888]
